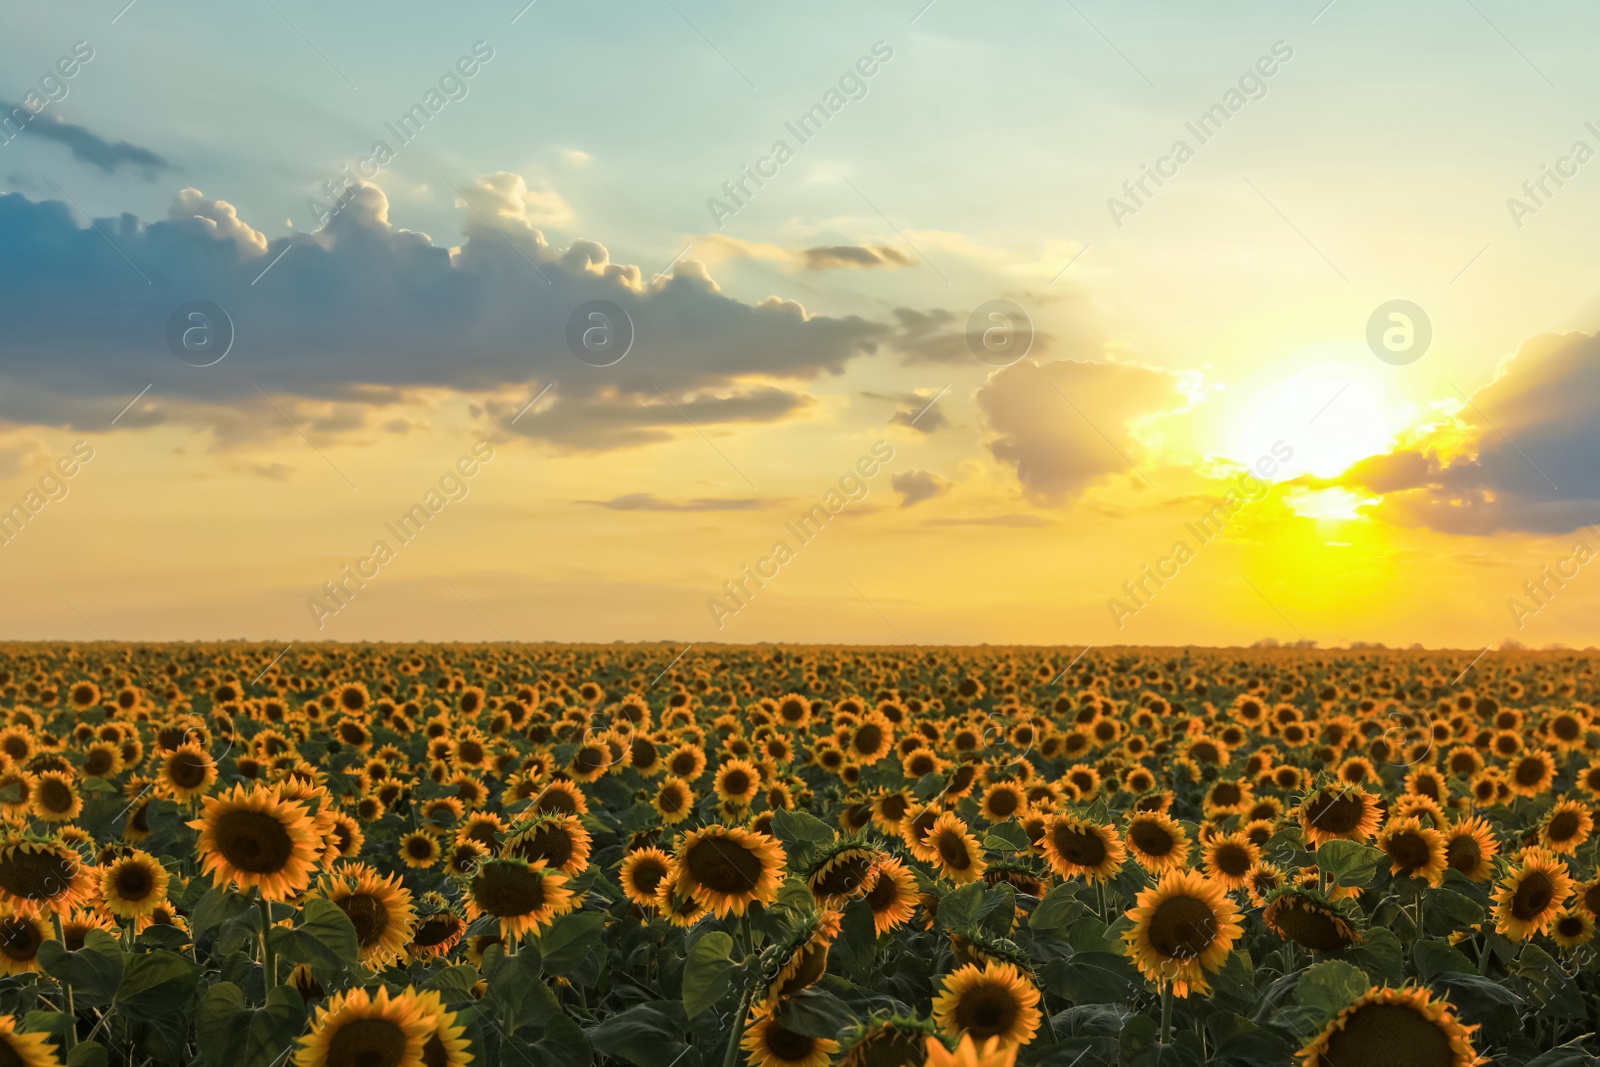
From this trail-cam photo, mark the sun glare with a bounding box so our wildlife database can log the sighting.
[1285,487,1375,521]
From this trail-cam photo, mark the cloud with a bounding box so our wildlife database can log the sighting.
[574,493,766,511]
[2,104,171,175]
[802,245,912,271]
[694,234,913,272]
[977,358,1190,503]
[926,514,1053,528]
[0,179,889,450]
[892,469,949,508]
[1338,331,1600,535]
[861,389,949,433]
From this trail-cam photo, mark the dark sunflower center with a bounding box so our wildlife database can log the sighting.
[472,863,548,917]
[510,824,574,869]
[1213,843,1252,877]
[659,787,687,814]
[1050,825,1107,867]
[722,771,750,795]
[953,981,1022,1039]
[1147,895,1219,959]
[764,1020,819,1061]
[168,752,209,789]
[1210,782,1241,806]
[813,854,874,896]
[413,915,463,947]
[1547,811,1580,842]
[325,1016,411,1067]
[1511,871,1555,921]
[38,778,74,813]
[1305,792,1363,833]
[936,830,973,871]
[212,809,296,874]
[1314,1003,1455,1067]
[628,859,669,897]
[1555,915,1585,938]
[1267,897,1353,951]
[987,790,1019,817]
[340,893,390,946]
[1514,758,1545,786]
[0,917,42,961]
[854,724,884,755]
[685,835,764,895]
[85,750,115,776]
[114,863,155,901]
[1384,832,1432,872]
[0,848,76,900]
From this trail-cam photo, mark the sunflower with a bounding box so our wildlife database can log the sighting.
[658,884,712,927]
[864,855,920,935]
[931,960,1042,1048]
[713,758,762,807]
[0,909,52,976]
[1299,786,1381,846]
[321,866,415,967]
[502,814,592,876]
[805,843,880,903]
[1441,816,1499,883]
[1262,887,1362,952]
[1122,869,1244,997]
[189,784,324,900]
[926,1034,1018,1067]
[398,830,441,870]
[763,909,842,1004]
[1507,750,1556,798]
[98,849,169,919]
[529,779,588,818]
[674,825,784,918]
[0,835,97,915]
[654,777,696,825]
[1125,810,1191,873]
[1297,985,1483,1067]
[158,742,218,801]
[407,902,468,962]
[464,858,575,940]
[978,783,1028,824]
[1039,815,1125,884]
[1539,798,1593,855]
[1201,832,1260,891]
[0,1013,56,1067]
[928,812,987,885]
[1492,848,1573,941]
[619,848,676,909]
[28,770,81,823]
[1376,817,1447,887]
[293,986,432,1067]
[411,990,472,1067]
[742,1010,840,1067]
[1550,907,1594,949]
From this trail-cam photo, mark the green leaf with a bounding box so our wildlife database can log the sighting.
[537,910,607,986]
[482,946,559,1034]
[774,988,857,1039]
[588,1002,689,1067]
[934,881,985,931]
[196,982,308,1067]
[680,931,736,1018]
[66,1041,109,1067]
[538,1010,594,1067]
[1314,841,1382,887]
[982,822,1030,852]
[1041,952,1138,1004]
[114,950,202,1017]
[39,930,125,1008]
[1412,938,1473,980]
[269,896,361,976]
[1294,960,1368,1027]
[190,885,254,935]
[1029,881,1085,936]
[770,808,835,868]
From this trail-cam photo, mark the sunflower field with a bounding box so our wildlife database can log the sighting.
[0,643,1594,1067]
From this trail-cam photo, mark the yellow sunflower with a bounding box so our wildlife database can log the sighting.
[0,909,52,976]
[926,1034,1018,1067]
[465,858,575,941]
[619,847,676,909]
[742,1010,840,1067]
[1039,815,1125,884]
[673,825,784,918]
[189,783,324,901]
[928,812,987,885]
[1122,868,1243,997]
[1124,810,1191,873]
[293,986,432,1067]
[99,849,169,919]
[1297,985,1483,1067]
[1492,848,1573,941]
[0,1013,56,1067]
[930,960,1042,1049]
[320,865,415,967]
[1376,817,1448,887]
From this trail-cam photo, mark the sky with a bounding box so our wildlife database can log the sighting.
[1,0,1598,650]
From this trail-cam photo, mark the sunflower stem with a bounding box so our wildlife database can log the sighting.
[256,892,278,991]
[52,914,77,1051]
[1159,981,1174,1045]
[722,982,755,1067]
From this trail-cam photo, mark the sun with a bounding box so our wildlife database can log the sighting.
[1222,345,1411,480]
[1284,487,1376,521]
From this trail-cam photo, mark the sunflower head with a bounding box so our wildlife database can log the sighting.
[1297,985,1484,1067]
